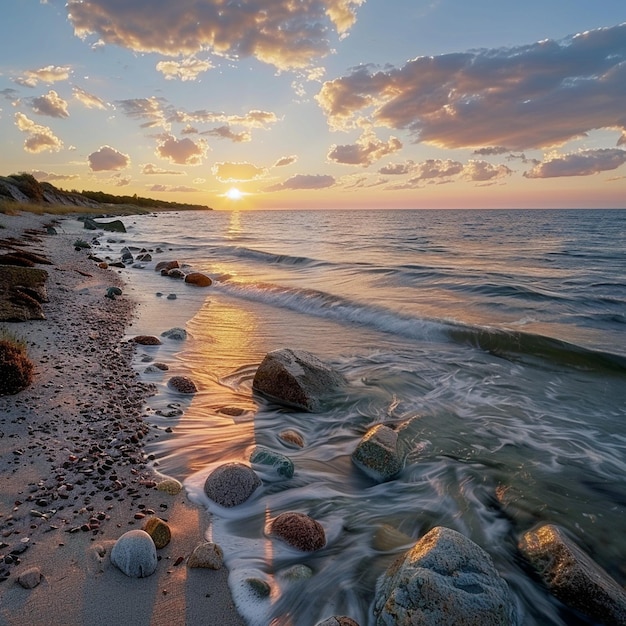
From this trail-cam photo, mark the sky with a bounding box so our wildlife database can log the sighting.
[1,1,625,210]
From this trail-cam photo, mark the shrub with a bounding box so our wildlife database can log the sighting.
[0,335,34,395]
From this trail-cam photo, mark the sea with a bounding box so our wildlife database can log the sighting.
[79,208,626,625]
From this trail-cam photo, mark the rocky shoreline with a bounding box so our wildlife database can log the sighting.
[0,212,244,625]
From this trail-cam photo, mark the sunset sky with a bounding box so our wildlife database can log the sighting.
[1,1,625,210]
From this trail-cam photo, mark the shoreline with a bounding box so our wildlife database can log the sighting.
[0,212,244,625]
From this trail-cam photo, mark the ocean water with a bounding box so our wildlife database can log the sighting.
[90,209,625,625]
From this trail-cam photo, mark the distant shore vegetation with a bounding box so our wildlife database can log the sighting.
[0,173,212,215]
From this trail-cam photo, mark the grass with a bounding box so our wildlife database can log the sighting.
[0,198,154,217]
[0,327,34,395]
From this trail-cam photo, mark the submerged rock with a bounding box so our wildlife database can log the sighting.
[351,424,403,482]
[250,445,294,479]
[278,429,305,448]
[269,511,326,552]
[519,523,626,626]
[110,530,158,578]
[132,335,162,346]
[252,348,345,412]
[203,463,261,508]
[155,260,180,272]
[167,375,198,394]
[374,526,518,625]
[161,327,187,341]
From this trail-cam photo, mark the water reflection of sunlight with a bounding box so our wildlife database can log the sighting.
[227,209,242,240]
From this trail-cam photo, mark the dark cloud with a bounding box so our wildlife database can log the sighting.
[67,0,364,70]
[524,148,626,178]
[156,135,206,165]
[317,24,626,151]
[116,97,170,129]
[31,170,79,182]
[203,125,251,143]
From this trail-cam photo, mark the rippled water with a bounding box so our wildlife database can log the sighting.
[89,209,626,625]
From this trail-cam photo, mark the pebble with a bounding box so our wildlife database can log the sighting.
[18,566,43,589]
[142,517,171,549]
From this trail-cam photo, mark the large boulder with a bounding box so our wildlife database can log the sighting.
[185,272,212,287]
[374,526,518,626]
[203,462,261,508]
[351,424,403,482]
[269,511,326,552]
[252,348,345,412]
[110,529,158,578]
[519,524,626,625]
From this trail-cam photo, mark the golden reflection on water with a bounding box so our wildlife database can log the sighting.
[227,209,242,240]
[150,298,267,477]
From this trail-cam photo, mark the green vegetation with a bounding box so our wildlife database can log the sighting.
[73,238,91,249]
[0,172,212,215]
[0,329,34,395]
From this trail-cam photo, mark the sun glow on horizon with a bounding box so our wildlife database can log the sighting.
[226,187,243,200]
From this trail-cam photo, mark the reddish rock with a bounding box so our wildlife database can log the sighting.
[184,272,212,287]
[132,335,162,346]
[167,376,198,394]
[269,512,326,552]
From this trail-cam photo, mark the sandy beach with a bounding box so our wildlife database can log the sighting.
[0,212,245,626]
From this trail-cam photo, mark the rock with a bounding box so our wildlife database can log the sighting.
[0,266,48,321]
[156,477,183,495]
[269,512,326,552]
[250,445,294,479]
[142,517,171,549]
[84,218,126,232]
[188,542,224,569]
[278,429,305,448]
[374,526,518,626]
[167,375,198,394]
[185,272,212,287]
[132,335,162,345]
[17,566,42,589]
[246,577,271,598]
[161,327,188,341]
[203,462,261,508]
[136,253,152,262]
[110,529,158,578]
[166,293,177,300]
[155,260,180,272]
[351,424,403,482]
[120,247,133,263]
[277,564,313,581]
[518,523,626,625]
[105,286,123,300]
[252,348,346,412]
[166,268,185,279]
[316,617,360,626]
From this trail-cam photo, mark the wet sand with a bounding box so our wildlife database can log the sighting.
[0,212,245,626]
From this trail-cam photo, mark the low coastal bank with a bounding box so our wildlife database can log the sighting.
[0,212,244,626]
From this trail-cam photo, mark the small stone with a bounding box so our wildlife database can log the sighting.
[203,463,261,508]
[269,512,326,552]
[132,335,162,346]
[156,478,183,495]
[250,446,294,479]
[166,293,177,300]
[110,529,158,578]
[167,376,198,394]
[246,577,271,598]
[277,564,313,581]
[142,517,171,549]
[351,424,403,482]
[18,566,42,589]
[161,327,187,341]
[184,272,212,287]
[187,542,223,569]
[278,429,305,449]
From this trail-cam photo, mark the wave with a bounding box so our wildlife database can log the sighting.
[217,245,327,267]
[214,278,626,373]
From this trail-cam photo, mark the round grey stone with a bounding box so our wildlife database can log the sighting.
[203,463,261,508]
[110,529,158,578]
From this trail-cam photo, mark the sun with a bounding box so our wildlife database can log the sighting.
[226,187,243,200]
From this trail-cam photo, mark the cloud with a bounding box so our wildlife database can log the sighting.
[14,112,63,153]
[203,125,251,143]
[148,184,198,193]
[73,86,107,109]
[67,0,364,70]
[316,23,626,151]
[524,148,626,178]
[172,109,278,130]
[31,170,80,182]
[0,88,19,102]
[274,155,298,167]
[212,162,266,182]
[142,163,184,175]
[111,174,132,186]
[156,57,213,81]
[379,161,414,175]
[14,65,71,88]
[328,129,402,166]
[267,173,336,191]
[473,147,509,156]
[31,90,69,118]
[413,159,464,180]
[156,134,206,165]
[116,97,170,129]
[463,160,512,182]
[88,145,130,171]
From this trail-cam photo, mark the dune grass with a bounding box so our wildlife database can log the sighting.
[0,198,153,217]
